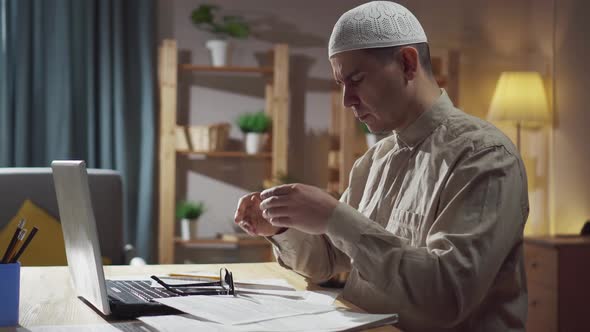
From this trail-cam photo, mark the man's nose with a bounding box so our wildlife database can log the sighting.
[342,86,359,109]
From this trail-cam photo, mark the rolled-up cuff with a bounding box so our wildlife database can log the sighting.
[266,228,310,253]
[326,202,372,256]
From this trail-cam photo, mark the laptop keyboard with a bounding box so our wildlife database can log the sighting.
[106,280,176,304]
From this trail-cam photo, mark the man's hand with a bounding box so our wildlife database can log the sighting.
[259,183,339,234]
[234,192,284,236]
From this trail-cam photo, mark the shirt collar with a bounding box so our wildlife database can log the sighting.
[394,89,454,149]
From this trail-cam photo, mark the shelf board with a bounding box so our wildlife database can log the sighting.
[177,150,272,158]
[180,64,273,74]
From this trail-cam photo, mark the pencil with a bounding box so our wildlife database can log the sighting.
[5,229,26,264]
[1,219,25,263]
[9,227,38,263]
[168,273,221,281]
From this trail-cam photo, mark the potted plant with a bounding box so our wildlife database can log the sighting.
[360,122,378,147]
[176,200,205,240]
[190,4,249,67]
[237,111,271,154]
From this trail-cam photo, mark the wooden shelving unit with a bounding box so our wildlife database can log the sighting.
[157,39,290,263]
[174,236,273,264]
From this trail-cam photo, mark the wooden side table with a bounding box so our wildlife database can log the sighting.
[524,236,590,332]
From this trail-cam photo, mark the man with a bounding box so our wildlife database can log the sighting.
[234,1,529,331]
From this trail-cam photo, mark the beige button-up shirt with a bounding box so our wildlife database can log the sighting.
[270,90,529,332]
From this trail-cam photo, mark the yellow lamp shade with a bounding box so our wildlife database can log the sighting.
[488,72,551,128]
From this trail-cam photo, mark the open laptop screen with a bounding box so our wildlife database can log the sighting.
[52,160,111,315]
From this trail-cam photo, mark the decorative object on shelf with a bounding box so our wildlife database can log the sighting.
[176,200,205,241]
[190,4,249,67]
[488,71,551,150]
[237,111,271,154]
[175,127,190,151]
[188,123,230,152]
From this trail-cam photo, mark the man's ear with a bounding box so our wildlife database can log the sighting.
[398,46,419,81]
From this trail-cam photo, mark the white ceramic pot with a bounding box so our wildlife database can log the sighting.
[245,132,265,154]
[366,133,378,147]
[205,39,231,67]
[180,218,199,240]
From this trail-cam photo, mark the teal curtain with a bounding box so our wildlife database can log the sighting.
[0,0,156,262]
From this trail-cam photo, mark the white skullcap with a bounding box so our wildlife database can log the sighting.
[329,1,428,57]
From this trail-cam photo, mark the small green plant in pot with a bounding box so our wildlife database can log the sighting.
[359,122,378,148]
[237,111,271,154]
[176,200,205,240]
[190,4,250,66]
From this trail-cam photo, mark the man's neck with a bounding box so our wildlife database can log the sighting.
[395,80,441,131]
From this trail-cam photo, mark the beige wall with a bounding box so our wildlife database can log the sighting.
[157,0,566,237]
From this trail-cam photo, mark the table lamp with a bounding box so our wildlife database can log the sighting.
[488,71,551,150]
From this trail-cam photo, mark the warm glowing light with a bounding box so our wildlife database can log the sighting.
[488,72,551,127]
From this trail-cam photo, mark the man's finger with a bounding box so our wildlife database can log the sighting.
[239,221,256,236]
[235,194,252,216]
[269,216,292,228]
[260,195,288,210]
[234,193,257,222]
[262,207,290,220]
[260,184,296,200]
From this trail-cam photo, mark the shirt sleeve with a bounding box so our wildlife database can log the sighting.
[267,190,353,283]
[325,145,529,328]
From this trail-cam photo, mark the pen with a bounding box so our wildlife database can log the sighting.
[9,227,38,263]
[5,229,26,264]
[1,219,25,263]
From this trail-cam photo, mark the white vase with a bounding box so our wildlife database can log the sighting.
[366,133,378,147]
[205,39,231,67]
[180,218,199,240]
[245,132,265,154]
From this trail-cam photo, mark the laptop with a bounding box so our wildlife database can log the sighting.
[51,160,180,318]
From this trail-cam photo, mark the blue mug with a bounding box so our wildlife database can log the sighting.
[0,262,20,326]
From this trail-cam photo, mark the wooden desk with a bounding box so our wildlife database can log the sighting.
[16,262,399,331]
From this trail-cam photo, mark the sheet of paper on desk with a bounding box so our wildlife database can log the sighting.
[139,314,243,332]
[139,310,399,332]
[249,309,398,331]
[14,322,153,332]
[154,293,336,325]
[236,278,340,304]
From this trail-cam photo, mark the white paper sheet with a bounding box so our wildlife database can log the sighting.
[13,322,152,332]
[154,293,336,325]
[247,309,398,332]
[138,314,243,332]
[138,310,398,332]
[302,289,340,306]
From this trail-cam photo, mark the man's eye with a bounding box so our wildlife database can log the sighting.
[350,75,364,83]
